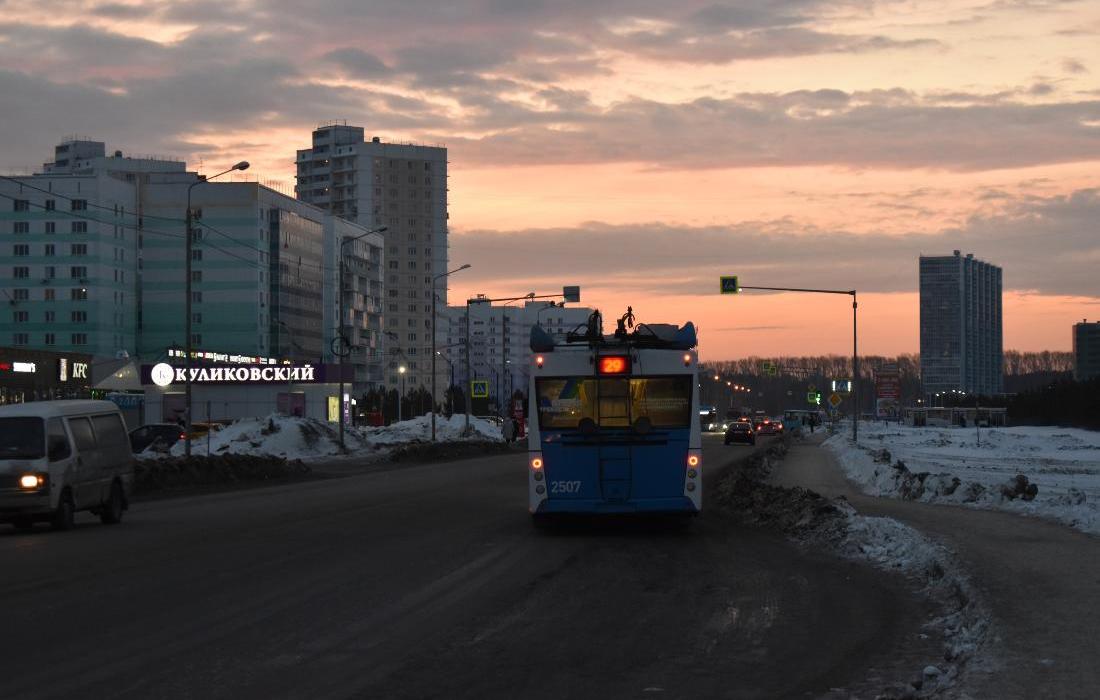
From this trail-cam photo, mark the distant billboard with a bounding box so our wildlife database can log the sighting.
[875,362,901,419]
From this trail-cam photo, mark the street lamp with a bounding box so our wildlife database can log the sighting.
[336,225,386,450]
[398,365,407,422]
[184,160,248,458]
[431,264,471,441]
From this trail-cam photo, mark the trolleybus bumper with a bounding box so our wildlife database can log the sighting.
[535,497,699,515]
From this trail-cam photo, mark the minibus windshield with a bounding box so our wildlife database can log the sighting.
[0,417,45,459]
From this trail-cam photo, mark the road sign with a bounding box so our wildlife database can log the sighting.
[470,379,489,398]
[807,383,816,392]
[828,392,843,408]
[720,276,740,294]
[762,360,777,376]
[831,379,851,394]
[563,285,581,303]
[807,391,821,405]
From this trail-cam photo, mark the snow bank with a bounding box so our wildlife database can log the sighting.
[825,424,1100,535]
[158,413,503,461]
[357,413,503,445]
[716,439,989,697]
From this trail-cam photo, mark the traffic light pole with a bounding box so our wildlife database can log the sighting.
[737,285,859,444]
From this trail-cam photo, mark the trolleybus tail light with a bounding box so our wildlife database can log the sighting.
[536,355,544,368]
[686,450,702,471]
[598,355,630,374]
[530,454,544,481]
[683,353,692,366]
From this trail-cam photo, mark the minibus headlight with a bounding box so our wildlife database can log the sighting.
[20,474,44,489]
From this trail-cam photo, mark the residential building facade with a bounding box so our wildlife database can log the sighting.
[1073,320,1100,381]
[919,250,1004,396]
[2,138,386,394]
[443,301,594,407]
[295,123,448,396]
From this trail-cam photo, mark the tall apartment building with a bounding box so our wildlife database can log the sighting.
[0,139,184,357]
[2,138,385,393]
[443,301,594,405]
[919,250,1003,395]
[1073,320,1100,381]
[295,123,448,396]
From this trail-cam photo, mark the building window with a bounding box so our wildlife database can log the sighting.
[71,333,87,345]
[13,266,29,279]
[44,289,55,301]
[13,244,29,256]
[191,271,202,282]
[44,333,55,345]
[71,311,87,323]
[71,222,87,234]
[13,199,29,211]
[192,291,202,303]
[408,333,417,341]
[13,222,29,234]
[44,311,55,322]
[192,249,202,261]
[13,333,29,346]
[44,200,55,211]
[13,311,28,323]
[45,222,56,234]
[44,244,55,256]
[191,333,202,344]
[192,313,202,324]
[71,288,87,301]
[71,199,87,211]
[70,266,87,279]
[71,243,87,256]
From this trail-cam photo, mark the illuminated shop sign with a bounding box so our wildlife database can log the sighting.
[58,358,89,381]
[166,348,283,366]
[0,361,37,373]
[143,363,347,387]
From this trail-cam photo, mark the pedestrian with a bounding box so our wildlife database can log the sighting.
[502,416,515,443]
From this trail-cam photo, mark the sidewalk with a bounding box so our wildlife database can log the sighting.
[772,437,1100,699]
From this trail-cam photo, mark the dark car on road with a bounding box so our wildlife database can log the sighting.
[129,423,184,454]
[724,421,756,445]
[756,418,783,436]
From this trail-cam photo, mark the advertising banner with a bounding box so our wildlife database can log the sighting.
[875,362,901,420]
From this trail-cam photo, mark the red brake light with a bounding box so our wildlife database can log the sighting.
[598,356,630,374]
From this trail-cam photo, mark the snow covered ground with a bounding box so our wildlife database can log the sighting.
[825,423,1100,535]
[155,413,504,461]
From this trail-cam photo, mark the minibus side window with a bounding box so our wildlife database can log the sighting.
[67,417,97,453]
[47,418,71,461]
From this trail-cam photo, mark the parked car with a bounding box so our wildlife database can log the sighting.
[188,422,224,440]
[724,421,757,445]
[0,400,135,531]
[129,423,185,454]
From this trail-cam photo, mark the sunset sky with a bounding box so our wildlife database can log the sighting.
[1,0,1097,360]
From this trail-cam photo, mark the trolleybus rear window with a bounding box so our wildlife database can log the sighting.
[536,376,692,430]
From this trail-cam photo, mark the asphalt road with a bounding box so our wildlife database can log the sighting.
[0,436,936,700]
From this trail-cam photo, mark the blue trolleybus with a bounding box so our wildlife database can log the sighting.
[526,309,702,519]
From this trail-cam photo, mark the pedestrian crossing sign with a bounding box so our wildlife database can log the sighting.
[471,379,489,398]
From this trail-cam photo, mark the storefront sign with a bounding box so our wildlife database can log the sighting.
[13,362,36,373]
[143,363,348,386]
[58,359,89,382]
[167,348,282,366]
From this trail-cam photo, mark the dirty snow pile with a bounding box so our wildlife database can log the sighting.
[158,413,504,461]
[717,439,989,698]
[824,424,1100,535]
[356,413,504,445]
[166,414,370,459]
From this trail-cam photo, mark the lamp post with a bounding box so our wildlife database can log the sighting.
[336,225,386,450]
[431,264,471,441]
[398,365,407,422]
[184,160,248,458]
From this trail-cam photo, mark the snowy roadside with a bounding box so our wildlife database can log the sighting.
[717,440,989,698]
[824,424,1100,536]
[143,413,504,462]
